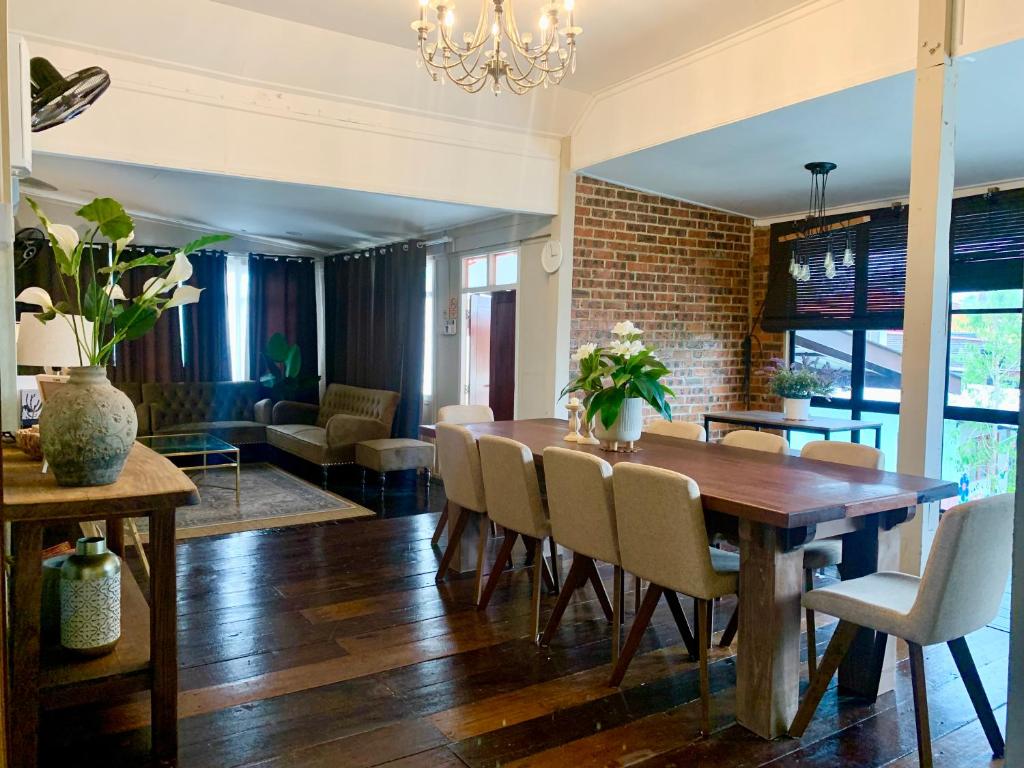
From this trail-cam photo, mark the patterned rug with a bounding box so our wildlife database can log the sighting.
[134,463,374,540]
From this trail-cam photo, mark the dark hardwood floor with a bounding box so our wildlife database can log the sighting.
[40,469,1009,767]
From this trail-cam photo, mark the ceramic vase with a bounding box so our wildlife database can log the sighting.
[60,537,121,657]
[784,397,811,421]
[40,366,137,486]
[594,396,644,446]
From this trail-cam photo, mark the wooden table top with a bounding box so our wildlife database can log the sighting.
[3,443,200,522]
[429,419,955,529]
[703,410,884,431]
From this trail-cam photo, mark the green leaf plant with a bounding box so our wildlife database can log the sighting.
[17,197,230,367]
[561,321,675,430]
[259,333,321,400]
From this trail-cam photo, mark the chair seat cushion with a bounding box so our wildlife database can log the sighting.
[154,421,265,446]
[802,571,921,640]
[710,547,740,574]
[803,539,843,571]
[267,424,354,466]
[355,439,434,473]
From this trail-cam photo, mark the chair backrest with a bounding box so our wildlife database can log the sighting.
[435,423,487,513]
[478,435,548,538]
[644,419,707,442]
[908,493,1014,645]
[721,429,788,454]
[613,463,727,600]
[438,404,495,425]
[800,440,884,469]
[542,447,619,565]
[317,384,399,431]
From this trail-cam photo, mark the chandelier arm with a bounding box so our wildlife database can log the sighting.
[419,39,487,88]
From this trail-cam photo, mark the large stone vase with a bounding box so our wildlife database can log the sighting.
[593,396,644,449]
[40,366,138,487]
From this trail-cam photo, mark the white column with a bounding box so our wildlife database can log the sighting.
[1009,322,1024,764]
[549,136,576,417]
[896,0,959,576]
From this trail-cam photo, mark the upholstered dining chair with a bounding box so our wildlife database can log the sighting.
[610,463,739,735]
[433,423,489,603]
[432,405,495,545]
[644,419,707,442]
[540,447,624,662]
[794,440,885,675]
[720,429,788,454]
[790,493,1013,768]
[477,435,558,642]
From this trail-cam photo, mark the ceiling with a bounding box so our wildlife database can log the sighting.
[212,0,808,94]
[583,39,1024,220]
[25,154,509,252]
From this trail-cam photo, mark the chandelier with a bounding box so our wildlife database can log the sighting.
[411,1,582,95]
[787,162,855,283]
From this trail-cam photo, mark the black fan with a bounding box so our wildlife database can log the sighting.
[30,57,110,133]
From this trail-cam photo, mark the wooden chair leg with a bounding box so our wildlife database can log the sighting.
[633,575,643,613]
[804,568,818,678]
[611,566,623,663]
[948,636,1005,758]
[531,539,545,643]
[474,516,490,605]
[431,504,449,546]
[696,598,711,736]
[789,620,861,737]
[719,601,738,648]
[547,537,560,593]
[434,505,471,581]
[908,642,934,768]
[705,600,715,649]
[585,558,614,622]
[609,583,662,686]
[662,590,699,660]
[477,531,519,610]
[539,555,588,647]
[865,631,889,703]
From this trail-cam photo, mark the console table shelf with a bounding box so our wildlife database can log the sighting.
[3,444,198,767]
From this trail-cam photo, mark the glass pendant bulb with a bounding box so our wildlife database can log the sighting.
[843,246,854,267]
[824,251,836,279]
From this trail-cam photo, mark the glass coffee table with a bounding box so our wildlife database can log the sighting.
[137,432,241,502]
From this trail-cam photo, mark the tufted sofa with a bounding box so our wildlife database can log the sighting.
[139,381,270,446]
[266,383,400,478]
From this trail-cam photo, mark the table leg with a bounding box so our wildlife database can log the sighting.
[875,427,882,450]
[736,520,804,739]
[235,449,241,503]
[106,516,125,556]
[9,521,44,767]
[838,515,899,698]
[150,506,179,762]
[446,506,488,575]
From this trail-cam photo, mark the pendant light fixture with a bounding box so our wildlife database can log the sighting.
[788,162,855,283]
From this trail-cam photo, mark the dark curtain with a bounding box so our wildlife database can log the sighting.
[248,255,318,400]
[489,290,516,420]
[109,260,185,383]
[183,250,232,382]
[325,240,425,438]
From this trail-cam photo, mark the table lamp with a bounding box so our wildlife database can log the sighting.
[16,312,92,375]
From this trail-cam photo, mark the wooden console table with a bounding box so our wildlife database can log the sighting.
[703,409,884,448]
[3,444,199,767]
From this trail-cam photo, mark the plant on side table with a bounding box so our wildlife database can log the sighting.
[562,321,675,451]
[764,357,838,421]
[17,196,229,487]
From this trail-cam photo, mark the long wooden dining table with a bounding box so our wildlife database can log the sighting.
[423,418,958,740]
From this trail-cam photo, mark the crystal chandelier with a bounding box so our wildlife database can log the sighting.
[789,162,855,283]
[411,0,582,95]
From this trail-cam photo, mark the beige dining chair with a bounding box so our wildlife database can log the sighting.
[477,435,558,642]
[433,423,489,603]
[720,429,788,454]
[644,419,707,442]
[795,440,885,675]
[431,405,496,545]
[610,463,738,735]
[790,493,1012,768]
[540,447,623,662]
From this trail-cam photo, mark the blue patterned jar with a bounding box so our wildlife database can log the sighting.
[60,537,121,657]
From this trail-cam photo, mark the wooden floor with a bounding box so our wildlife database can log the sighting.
[39,476,1009,768]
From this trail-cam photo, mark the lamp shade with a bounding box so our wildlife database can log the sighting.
[16,313,92,369]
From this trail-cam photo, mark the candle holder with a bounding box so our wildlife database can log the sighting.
[565,400,583,442]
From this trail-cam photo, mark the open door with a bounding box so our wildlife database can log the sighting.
[488,290,516,420]
[466,293,492,408]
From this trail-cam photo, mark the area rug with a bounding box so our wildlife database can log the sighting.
[134,463,375,540]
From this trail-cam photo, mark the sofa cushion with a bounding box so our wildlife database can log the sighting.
[154,421,266,446]
[355,439,434,473]
[113,381,143,405]
[143,381,259,432]
[317,384,400,432]
[267,424,355,465]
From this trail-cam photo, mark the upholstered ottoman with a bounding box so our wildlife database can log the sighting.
[355,438,434,487]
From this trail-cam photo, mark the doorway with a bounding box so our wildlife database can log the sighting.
[461,251,518,420]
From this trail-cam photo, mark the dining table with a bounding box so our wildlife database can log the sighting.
[422,417,958,740]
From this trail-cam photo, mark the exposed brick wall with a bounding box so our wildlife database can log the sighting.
[749,225,787,411]
[571,176,755,425]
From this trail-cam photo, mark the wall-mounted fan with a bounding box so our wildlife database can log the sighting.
[30,57,110,132]
[14,227,47,271]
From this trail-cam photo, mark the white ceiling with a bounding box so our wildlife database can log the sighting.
[583,39,1024,220]
[212,0,808,94]
[26,154,509,253]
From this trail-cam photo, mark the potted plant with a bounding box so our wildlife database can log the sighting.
[17,196,229,486]
[562,321,674,449]
[259,332,320,401]
[764,357,838,421]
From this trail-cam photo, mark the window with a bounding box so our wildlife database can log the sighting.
[423,258,434,398]
[225,255,250,382]
[464,256,488,288]
[462,250,518,291]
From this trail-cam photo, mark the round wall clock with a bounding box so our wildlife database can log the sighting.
[541,241,563,274]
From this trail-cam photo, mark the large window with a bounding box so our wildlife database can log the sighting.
[423,258,435,399]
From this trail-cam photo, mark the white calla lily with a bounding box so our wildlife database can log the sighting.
[162,285,203,311]
[114,231,135,254]
[103,283,127,301]
[571,342,597,362]
[49,223,81,259]
[164,253,194,285]
[141,276,170,300]
[15,287,56,311]
[611,320,641,337]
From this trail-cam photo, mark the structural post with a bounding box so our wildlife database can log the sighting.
[1007,314,1024,765]
[547,136,576,417]
[896,0,959,577]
